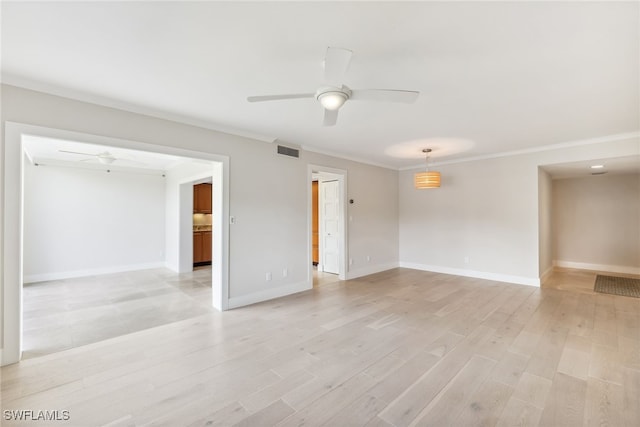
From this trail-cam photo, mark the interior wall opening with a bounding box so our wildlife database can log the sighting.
[309,166,347,287]
[2,122,230,365]
[538,155,640,293]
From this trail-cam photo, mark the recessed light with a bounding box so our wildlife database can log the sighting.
[590,165,604,169]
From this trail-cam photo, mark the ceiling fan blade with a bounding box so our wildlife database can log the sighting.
[324,47,352,86]
[323,109,338,126]
[247,93,314,103]
[59,150,96,156]
[350,89,420,104]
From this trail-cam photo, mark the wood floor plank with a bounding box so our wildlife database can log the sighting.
[618,335,640,371]
[490,350,530,388]
[511,372,552,409]
[524,323,569,380]
[622,367,640,427]
[584,376,624,427]
[234,399,295,427]
[184,401,250,427]
[321,393,389,426]
[592,294,619,349]
[410,355,497,426]
[495,397,543,427]
[476,318,525,361]
[452,379,513,427]
[557,334,592,380]
[566,293,595,338]
[538,372,587,427]
[589,344,624,385]
[278,373,376,427]
[363,415,394,427]
[367,351,440,404]
[239,369,316,412]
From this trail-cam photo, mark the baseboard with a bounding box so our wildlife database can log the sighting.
[0,347,20,367]
[553,260,640,275]
[540,265,554,285]
[23,262,166,284]
[227,280,312,309]
[399,262,540,287]
[346,262,400,280]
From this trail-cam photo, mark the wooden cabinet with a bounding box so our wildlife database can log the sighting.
[193,183,212,214]
[202,231,212,263]
[193,232,204,264]
[193,231,212,265]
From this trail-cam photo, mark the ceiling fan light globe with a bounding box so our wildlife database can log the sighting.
[318,91,348,111]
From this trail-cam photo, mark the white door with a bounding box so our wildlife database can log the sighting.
[320,180,340,274]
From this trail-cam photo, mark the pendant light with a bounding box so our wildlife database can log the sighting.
[414,148,441,189]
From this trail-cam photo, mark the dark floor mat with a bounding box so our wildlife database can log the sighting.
[594,274,640,298]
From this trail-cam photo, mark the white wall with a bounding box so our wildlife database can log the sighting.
[553,173,640,273]
[398,137,640,286]
[23,159,165,282]
[1,84,400,363]
[538,168,553,279]
[400,155,539,284]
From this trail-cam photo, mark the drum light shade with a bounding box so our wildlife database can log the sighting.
[414,171,441,189]
[414,148,441,189]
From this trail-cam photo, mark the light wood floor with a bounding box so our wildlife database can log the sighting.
[22,267,213,358]
[1,268,639,426]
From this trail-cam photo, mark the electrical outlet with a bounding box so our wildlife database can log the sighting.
[349,258,353,266]
[366,255,371,262]
[283,268,288,278]
[464,256,470,264]
[266,272,272,281]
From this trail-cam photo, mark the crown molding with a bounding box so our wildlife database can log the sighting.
[398,131,640,171]
[1,75,277,144]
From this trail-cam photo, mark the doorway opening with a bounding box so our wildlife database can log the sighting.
[537,156,640,291]
[2,122,230,365]
[309,165,347,287]
[193,180,213,268]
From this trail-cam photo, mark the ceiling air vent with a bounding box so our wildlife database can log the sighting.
[277,145,299,158]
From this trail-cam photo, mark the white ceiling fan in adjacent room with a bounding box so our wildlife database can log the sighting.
[58,150,146,166]
[247,47,421,126]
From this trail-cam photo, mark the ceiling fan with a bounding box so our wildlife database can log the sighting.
[59,150,144,166]
[247,47,420,126]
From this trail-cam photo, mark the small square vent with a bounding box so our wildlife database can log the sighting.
[277,145,299,158]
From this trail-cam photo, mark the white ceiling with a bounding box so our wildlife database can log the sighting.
[23,135,192,173]
[2,2,639,169]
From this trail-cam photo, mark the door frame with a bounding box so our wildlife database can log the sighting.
[307,164,347,282]
[2,122,230,366]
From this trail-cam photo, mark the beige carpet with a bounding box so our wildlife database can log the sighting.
[594,274,640,298]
